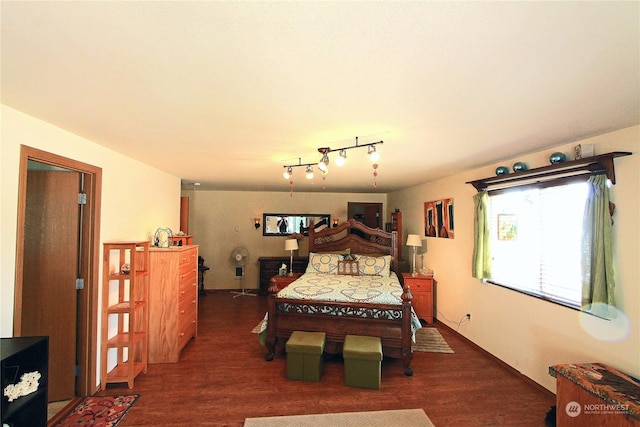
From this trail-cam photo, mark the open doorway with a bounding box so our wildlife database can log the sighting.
[13,146,102,414]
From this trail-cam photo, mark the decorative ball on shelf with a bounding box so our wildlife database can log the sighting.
[513,162,527,172]
[549,152,567,164]
[495,166,509,175]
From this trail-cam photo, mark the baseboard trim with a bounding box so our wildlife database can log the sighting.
[436,320,556,400]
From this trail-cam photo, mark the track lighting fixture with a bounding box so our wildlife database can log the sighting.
[282,137,383,180]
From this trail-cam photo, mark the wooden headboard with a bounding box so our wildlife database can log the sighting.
[308,218,398,272]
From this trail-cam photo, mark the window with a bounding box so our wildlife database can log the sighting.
[487,181,589,308]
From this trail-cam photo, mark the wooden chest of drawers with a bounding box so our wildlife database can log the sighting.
[401,272,434,324]
[148,245,198,363]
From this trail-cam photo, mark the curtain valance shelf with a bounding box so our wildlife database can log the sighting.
[466,151,632,192]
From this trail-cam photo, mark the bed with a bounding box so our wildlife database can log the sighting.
[264,218,419,376]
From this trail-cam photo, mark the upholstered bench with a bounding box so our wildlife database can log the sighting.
[286,331,326,382]
[343,335,382,389]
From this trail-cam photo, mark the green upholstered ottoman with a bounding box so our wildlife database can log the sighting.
[286,331,326,381]
[343,335,382,389]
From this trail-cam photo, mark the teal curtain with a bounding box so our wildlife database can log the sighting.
[472,191,491,279]
[581,174,616,318]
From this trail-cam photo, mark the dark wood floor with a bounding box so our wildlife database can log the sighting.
[98,291,555,426]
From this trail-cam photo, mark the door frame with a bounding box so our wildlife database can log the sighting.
[14,145,102,397]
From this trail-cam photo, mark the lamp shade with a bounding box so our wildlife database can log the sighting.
[406,234,422,247]
[284,239,299,251]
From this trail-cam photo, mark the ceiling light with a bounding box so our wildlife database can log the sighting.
[305,165,314,179]
[335,150,347,166]
[318,156,329,172]
[283,166,293,180]
[317,148,330,173]
[368,145,380,162]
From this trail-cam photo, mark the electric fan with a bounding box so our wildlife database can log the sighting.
[229,247,255,297]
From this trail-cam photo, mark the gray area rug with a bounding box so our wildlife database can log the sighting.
[412,327,454,353]
[244,408,434,427]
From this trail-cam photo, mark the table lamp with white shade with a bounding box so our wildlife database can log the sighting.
[284,239,299,276]
[406,234,422,276]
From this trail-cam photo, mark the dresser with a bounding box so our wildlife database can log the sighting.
[148,245,198,363]
[401,272,434,324]
[258,256,309,295]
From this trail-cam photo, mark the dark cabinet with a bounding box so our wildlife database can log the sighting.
[348,202,383,229]
[1,336,49,427]
[258,257,309,295]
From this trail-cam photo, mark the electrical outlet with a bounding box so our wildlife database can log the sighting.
[466,313,471,320]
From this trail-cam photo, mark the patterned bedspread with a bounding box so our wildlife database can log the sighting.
[276,272,422,336]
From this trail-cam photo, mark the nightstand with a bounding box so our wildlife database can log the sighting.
[401,272,434,324]
[269,273,303,292]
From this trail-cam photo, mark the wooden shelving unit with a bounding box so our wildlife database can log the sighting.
[101,241,149,389]
[466,151,632,191]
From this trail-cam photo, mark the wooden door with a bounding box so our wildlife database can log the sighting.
[348,202,382,229]
[21,169,79,402]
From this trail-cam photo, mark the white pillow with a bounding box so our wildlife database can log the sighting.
[305,252,343,274]
[354,254,392,277]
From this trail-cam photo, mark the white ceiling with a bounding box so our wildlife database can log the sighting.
[2,1,638,193]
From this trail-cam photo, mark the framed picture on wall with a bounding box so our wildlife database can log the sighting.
[424,198,454,239]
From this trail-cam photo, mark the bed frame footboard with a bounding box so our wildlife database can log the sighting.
[265,281,415,376]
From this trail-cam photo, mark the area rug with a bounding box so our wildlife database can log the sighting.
[412,328,454,353]
[252,322,453,353]
[244,408,434,426]
[52,394,139,427]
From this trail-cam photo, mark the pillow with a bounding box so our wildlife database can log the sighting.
[337,260,360,276]
[305,252,343,274]
[354,254,392,277]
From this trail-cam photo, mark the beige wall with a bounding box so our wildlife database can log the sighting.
[182,190,387,291]
[388,125,640,392]
[1,105,181,387]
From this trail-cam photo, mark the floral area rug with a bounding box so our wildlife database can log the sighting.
[53,394,139,427]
